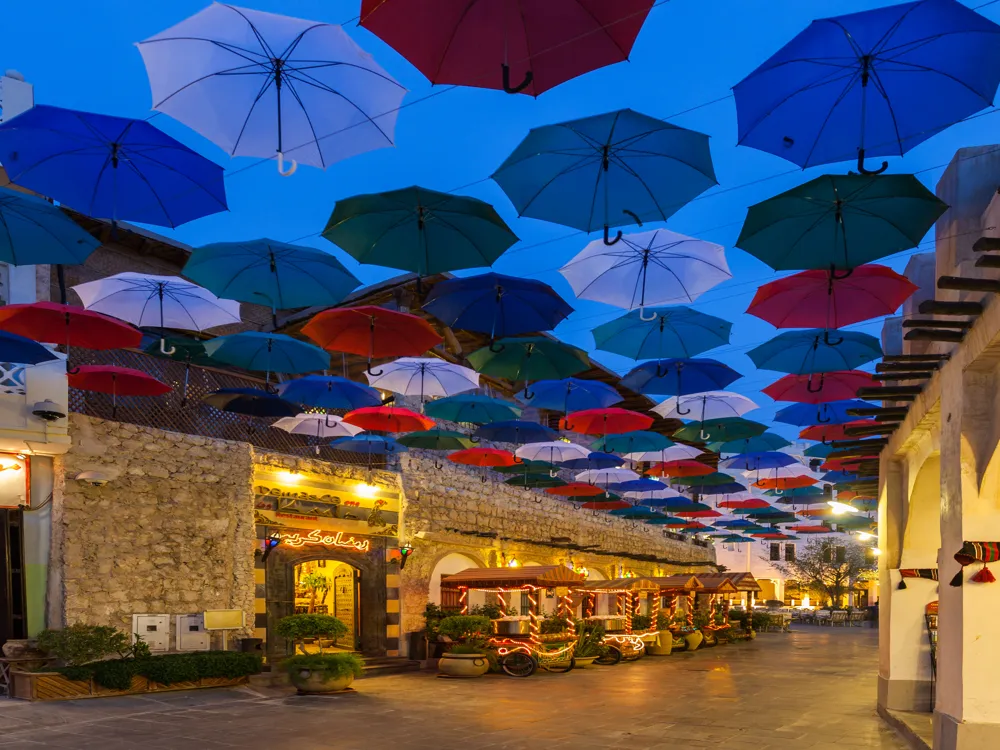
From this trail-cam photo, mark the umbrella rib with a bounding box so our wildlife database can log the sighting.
[120,147,227,213]
[283,68,396,149]
[285,62,405,91]
[845,202,920,245]
[516,155,603,217]
[223,6,277,59]
[149,61,268,109]
[874,57,995,107]
[606,152,670,221]
[802,68,864,168]
[429,0,486,82]
[231,75,278,157]
[278,77,329,168]
[278,23,327,61]
[139,36,267,64]
[87,151,116,220]
[118,159,179,227]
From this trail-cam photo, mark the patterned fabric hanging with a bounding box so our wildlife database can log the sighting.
[897,568,938,589]
[950,541,1000,586]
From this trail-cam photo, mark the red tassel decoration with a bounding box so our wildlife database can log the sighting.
[971,565,996,584]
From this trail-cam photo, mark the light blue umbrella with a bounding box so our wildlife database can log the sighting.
[472,420,557,445]
[748,330,882,374]
[276,376,381,411]
[774,400,876,427]
[204,332,329,379]
[330,434,407,455]
[0,330,60,365]
[710,433,792,454]
[592,306,731,360]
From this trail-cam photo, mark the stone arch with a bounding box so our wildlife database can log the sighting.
[428,552,481,605]
[901,455,941,569]
[587,567,607,581]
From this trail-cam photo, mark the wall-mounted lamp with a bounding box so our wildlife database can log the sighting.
[261,531,282,562]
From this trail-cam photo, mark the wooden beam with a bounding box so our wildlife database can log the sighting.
[901,319,972,329]
[847,407,908,417]
[858,386,922,396]
[918,300,982,316]
[882,354,950,363]
[975,255,1000,269]
[877,362,940,372]
[937,276,1000,293]
[904,329,965,342]
[870,372,934,381]
[973,236,1000,253]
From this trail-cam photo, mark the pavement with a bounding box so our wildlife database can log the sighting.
[0,627,907,750]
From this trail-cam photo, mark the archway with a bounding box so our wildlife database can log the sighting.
[429,552,481,606]
[293,559,358,651]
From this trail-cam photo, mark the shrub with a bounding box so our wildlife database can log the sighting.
[470,603,504,620]
[631,614,652,631]
[656,611,672,630]
[51,651,262,690]
[437,615,491,641]
[281,653,363,682]
[538,613,572,634]
[447,642,486,655]
[37,624,133,666]
[574,621,607,658]
[275,614,349,653]
[692,610,711,630]
[750,611,771,631]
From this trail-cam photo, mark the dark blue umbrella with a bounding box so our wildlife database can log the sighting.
[0,330,60,365]
[612,478,667,494]
[609,507,662,520]
[557,452,624,471]
[0,105,226,227]
[330,435,407,455]
[690,481,748,496]
[721,452,799,471]
[472,420,557,445]
[422,273,572,344]
[277,376,382,411]
[822,471,860,484]
[774,400,876,427]
[592,306,731,361]
[203,388,298,418]
[733,0,1000,174]
[748,330,882,374]
[516,377,623,413]
[620,358,741,397]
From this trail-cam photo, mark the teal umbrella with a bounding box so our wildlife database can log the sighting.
[142,332,213,406]
[505,474,566,489]
[494,460,558,475]
[203,332,330,380]
[673,418,767,444]
[709,433,792,454]
[670,471,737,487]
[593,431,671,454]
[748,330,882,374]
[397,429,473,450]
[467,337,589,385]
[322,186,518,277]
[736,174,947,272]
[803,443,835,459]
[424,394,521,424]
[592,306,731,360]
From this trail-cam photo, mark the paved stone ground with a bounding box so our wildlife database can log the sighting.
[0,628,905,750]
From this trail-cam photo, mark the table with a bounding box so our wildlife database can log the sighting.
[0,656,54,697]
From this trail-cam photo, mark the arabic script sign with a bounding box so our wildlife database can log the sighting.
[279,529,370,552]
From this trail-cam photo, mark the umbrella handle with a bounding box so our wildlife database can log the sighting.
[434,459,443,470]
[676,402,691,416]
[638,306,657,322]
[501,63,533,94]
[159,337,177,356]
[367,362,384,377]
[823,330,844,347]
[816,408,832,424]
[488,339,506,353]
[481,473,488,484]
[522,385,535,400]
[603,225,623,246]
[549,469,559,478]
[470,435,481,444]
[67,366,81,375]
[806,373,825,393]
[276,152,298,177]
[699,429,710,441]
[856,148,888,176]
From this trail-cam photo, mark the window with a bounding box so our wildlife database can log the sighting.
[769,543,780,561]
[785,543,795,561]
[441,589,461,612]
[836,546,846,564]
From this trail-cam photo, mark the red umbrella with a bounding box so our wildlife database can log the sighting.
[646,460,713,478]
[821,457,877,472]
[69,365,170,418]
[546,482,605,497]
[797,508,834,517]
[752,532,795,540]
[718,498,770,509]
[0,302,141,367]
[786,525,832,534]
[342,406,434,433]
[763,370,877,404]
[301,306,443,375]
[799,420,872,443]
[560,408,653,435]
[448,448,517,468]
[754,476,817,490]
[674,509,722,518]
[581,500,630,510]
[748,265,917,329]
[677,521,711,531]
[359,1,654,96]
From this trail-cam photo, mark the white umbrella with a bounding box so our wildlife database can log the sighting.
[653,391,758,421]
[274,413,363,455]
[365,358,479,400]
[559,229,731,319]
[623,486,682,501]
[515,441,590,465]
[575,468,640,486]
[744,464,818,479]
[624,445,704,463]
[137,5,406,176]
[72,272,241,354]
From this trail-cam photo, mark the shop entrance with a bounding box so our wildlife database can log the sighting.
[0,508,26,647]
[293,560,359,651]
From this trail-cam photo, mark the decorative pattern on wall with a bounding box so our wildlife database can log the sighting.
[897,568,938,589]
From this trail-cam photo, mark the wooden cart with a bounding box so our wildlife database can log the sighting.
[575,577,660,663]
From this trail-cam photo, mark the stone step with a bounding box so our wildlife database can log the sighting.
[360,656,422,678]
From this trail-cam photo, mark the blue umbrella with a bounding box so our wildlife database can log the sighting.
[593,431,671,454]
[733,0,1000,174]
[0,186,100,266]
[722,452,799,471]
[592,306,731,360]
[774,400,876,427]
[557,452,624,471]
[822,471,860,484]
[204,333,330,377]
[690,482,748,496]
[330,434,407,455]
[183,240,360,313]
[0,330,60,365]
[748,330,882,374]
[203,388,298,418]
[516,377,623,413]
[710,433,792,454]
[803,443,836,458]
[620,358,741,397]
[422,273,573,344]
[0,105,226,227]
[472,420,557,445]
[424,394,522,424]
[612,478,667,494]
[492,109,716,243]
[719,519,767,530]
[277,376,382,411]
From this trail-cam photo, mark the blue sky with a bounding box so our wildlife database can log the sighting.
[6,0,1000,439]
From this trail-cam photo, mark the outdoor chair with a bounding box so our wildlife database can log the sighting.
[831,610,848,627]
[815,610,832,626]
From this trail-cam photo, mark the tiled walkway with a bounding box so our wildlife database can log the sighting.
[0,628,905,749]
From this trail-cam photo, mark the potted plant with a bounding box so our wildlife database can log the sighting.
[693,610,717,648]
[573,621,607,668]
[437,615,491,678]
[630,613,655,644]
[676,611,704,651]
[538,613,573,643]
[275,614,356,694]
[646,611,674,656]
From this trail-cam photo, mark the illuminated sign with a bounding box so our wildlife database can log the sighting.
[279,529,371,552]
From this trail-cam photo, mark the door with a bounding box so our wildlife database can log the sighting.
[0,508,27,647]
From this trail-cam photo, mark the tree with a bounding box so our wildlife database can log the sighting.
[768,538,876,608]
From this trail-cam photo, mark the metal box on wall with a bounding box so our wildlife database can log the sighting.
[175,613,210,651]
[131,613,170,652]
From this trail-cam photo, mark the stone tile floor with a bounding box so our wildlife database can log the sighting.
[0,627,906,750]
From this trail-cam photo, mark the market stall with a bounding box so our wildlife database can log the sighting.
[575,577,660,661]
[647,575,706,650]
[687,575,739,645]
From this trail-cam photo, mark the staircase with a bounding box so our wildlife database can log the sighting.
[360,656,422,678]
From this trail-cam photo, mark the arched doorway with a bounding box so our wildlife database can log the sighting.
[429,553,480,607]
[293,559,359,651]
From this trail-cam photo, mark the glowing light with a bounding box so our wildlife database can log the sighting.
[828,500,858,515]
[872,547,882,556]
[15,453,26,460]
[276,470,300,483]
[857,531,874,542]
[355,482,379,499]
[507,556,520,568]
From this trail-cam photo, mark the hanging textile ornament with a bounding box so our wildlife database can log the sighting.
[897,568,938,590]
[950,541,1000,586]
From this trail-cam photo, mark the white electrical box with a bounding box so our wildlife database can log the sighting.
[131,614,170,653]
[175,614,211,652]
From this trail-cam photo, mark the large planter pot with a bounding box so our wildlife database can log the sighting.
[573,655,599,669]
[701,630,718,648]
[287,667,354,694]
[438,653,489,678]
[684,630,704,652]
[646,630,673,656]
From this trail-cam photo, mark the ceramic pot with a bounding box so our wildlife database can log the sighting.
[684,630,704,652]
[288,668,354,694]
[438,653,489,678]
[573,655,599,669]
[646,630,674,656]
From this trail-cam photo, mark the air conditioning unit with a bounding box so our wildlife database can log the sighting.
[175,613,210,651]
[131,613,170,652]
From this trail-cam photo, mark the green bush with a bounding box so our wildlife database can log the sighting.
[574,621,607,658]
[656,611,671,630]
[51,651,262,690]
[437,615,491,640]
[539,613,572,634]
[750,611,771,631]
[631,614,652,631]
[469,603,505,620]
[275,614,349,653]
[281,653,363,682]
[447,642,486,655]
[37,624,133,666]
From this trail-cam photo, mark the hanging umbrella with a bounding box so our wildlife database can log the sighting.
[342,406,435,433]
[506,474,566,489]
[330,435,407,455]
[594,431,671,454]
[277,376,382,411]
[0,330,61,365]
[69,365,171,418]
[556,452,624,471]
[765,486,826,499]
[653,391,757,422]
[670,471,736,487]
[449,447,517,467]
[397,429,473,451]
[721,452,798,472]
[0,302,141,356]
[204,333,329,380]
[302,306,443,375]
[630,490,685,507]
[748,265,917,329]
[473,420,557,445]
[732,0,1000,174]
[546,483,606,498]
[673,418,767,444]
[360,0,654,95]
[609,506,662,520]
[822,457,878,472]
[748,330,882,374]
[623,444,704,462]
[775,400,875,427]
[799,420,873,443]
[422,273,572,345]
[0,186,100,267]
[754,476,818,491]
[323,187,518,277]
[560,408,653,435]
[365,357,479,401]
[592,306,731,360]
[183,240,361,314]
[691,482,749,496]
[736,175,946,272]
[821,471,860,484]
[645,516,692,526]
[717,534,756,545]
[141,331,214,407]
[560,229,731,315]
[516,378,623,413]
[581,499,629,510]
[711,433,792,454]
[516,441,590,465]
[424,394,521,424]
[575,468,640,486]
[611,478,665,494]
[763,370,878,404]
[203,388,298,418]
[493,109,716,240]
[495,460,558,475]
[273,414,364,454]
[138,4,405,175]
[468,337,590,384]
[804,443,837,459]
[717,510,769,520]
[0,105,226,227]
[621,358,741,397]
[646,460,713,478]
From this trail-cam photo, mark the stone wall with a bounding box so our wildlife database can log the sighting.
[53,414,257,644]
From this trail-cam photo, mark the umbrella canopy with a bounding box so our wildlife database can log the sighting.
[594,431,671,454]
[546,483,606,498]
[763,370,878,404]
[736,174,947,271]
[733,0,1000,173]
[609,506,662,520]
[183,240,360,310]
[786,525,833,535]
[0,186,101,266]
[592,306,731,360]
[138,4,405,173]
[575,468,641,486]
[765,486,827,499]
[799,420,873,443]
[581,499,630,510]
[142,332,214,366]
[492,109,716,236]
[397,429,474,451]
[718,516,769,527]
[422,273,572,341]
[365,358,479,399]
[821,471,860,484]
[359,0,653,96]
[692,482,749,496]
[69,365,171,396]
[323,187,518,277]
[717,534,756,544]
[277,376,382,411]
[653,391,757,421]
[646,460,713,478]
[560,229,731,312]
[629,490,685,506]
[203,388,298,418]
[560,408,653,435]
[748,265,918,329]
[516,378,623,413]
[804,444,836,459]
[272,414,363,439]
[712,433,792,454]
[494,460,558,475]
[204,333,329,375]
[611,478,666,494]
[556,452,625,471]
[621,358,741,397]
[646,516,693,526]
[424,394,521,424]
[722,452,799,471]
[343,406,435,433]
[0,105,226,227]
[516,441,590,464]
[72,273,241,334]
[473,420,557,445]
[468,337,590,381]
[623,444,704,462]
[673,418,767,444]
[755,476,818,491]
[775,400,875,427]
[748,330,882,374]
[505,474,566,489]
[670,471,736,487]
[449,447,517,467]
[0,331,61,365]
[330,435,407,455]
[0,302,140,350]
